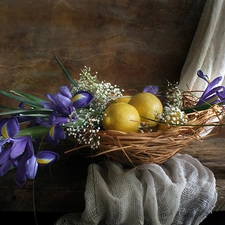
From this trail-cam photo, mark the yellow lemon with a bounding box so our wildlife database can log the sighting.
[102,102,140,133]
[114,96,131,103]
[128,92,163,127]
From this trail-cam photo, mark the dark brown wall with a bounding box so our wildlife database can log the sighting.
[0,0,206,107]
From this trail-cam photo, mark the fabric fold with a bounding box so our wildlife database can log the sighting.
[179,0,225,93]
[55,153,217,225]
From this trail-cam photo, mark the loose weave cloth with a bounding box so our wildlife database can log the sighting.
[55,153,217,225]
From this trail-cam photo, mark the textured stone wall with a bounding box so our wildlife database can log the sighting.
[0,0,206,107]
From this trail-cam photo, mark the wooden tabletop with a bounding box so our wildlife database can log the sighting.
[1,137,225,213]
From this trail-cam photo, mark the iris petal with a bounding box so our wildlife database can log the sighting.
[59,86,72,99]
[36,151,59,165]
[197,70,210,83]
[204,86,224,98]
[198,87,222,106]
[26,155,38,179]
[36,117,50,127]
[0,118,9,132]
[143,85,159,95]
[15,152,28,187]
[41,102,56,110]
[48,125,66,145]
[14,138,37,187]
[49,115,68,125]
[0,158,14,176]
[217,88,225,102]
[197,76,223,106]
[43,86,73,109]
[10,137,28,159]
[26,137,36,158]
[1,118,19,138]
[0,147,11,165]
[72,91,94,108]
[55,93,72,108]
[45,93,58,104]
[0,138,9,154]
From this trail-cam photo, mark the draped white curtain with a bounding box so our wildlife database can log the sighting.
[179,0,225,95]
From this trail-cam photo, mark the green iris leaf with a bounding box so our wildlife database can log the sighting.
[0,90,43,108]
[0,108,52,116]
[182,103,213,114]
[10,90,46,103]
[16,126,50,138]
[54,55,78,87]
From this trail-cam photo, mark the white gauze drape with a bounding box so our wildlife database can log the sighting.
[179,0,225,94]
[55,154,217,225]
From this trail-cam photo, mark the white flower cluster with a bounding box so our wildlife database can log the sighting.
[66,107,101,149]
[159,82,187,126]
[164,81,183,109]
[71,66,124,111]
[66,66,124,149]
[159,104,188,125]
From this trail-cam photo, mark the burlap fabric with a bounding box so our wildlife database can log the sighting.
[55,153,217,225]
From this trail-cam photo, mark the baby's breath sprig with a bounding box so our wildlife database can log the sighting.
[164,81,183,109]
[71,66,124,109]
[159,81,187,126]
[67,66,124,148]
[65,106,102,149]
[158,104,188,125]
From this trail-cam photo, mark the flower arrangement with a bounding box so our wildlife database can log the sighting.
[0,56,224,187]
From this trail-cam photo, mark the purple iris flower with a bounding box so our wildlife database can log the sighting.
[196,70,225,106]
[197,70,210,83]
[47,125,66,146]
[39,86,94,145]
[0,117,59,187]
[42,86,75,122]
[44,86,72,108]
[37,113,67,146]
[0,136,59,187]
[143,85,159,95]
[36,150,59,165]
[42,86,94,111]
[16,149,59,187]
[0,118,36,186]
[37,116,66,146]
[37,114,68,127]
[42,86,94,121]
[0,134,37,186]
[13,136,38,187]
[15,150,59,187]
[72,91,94,108]
[0,117,20,139]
